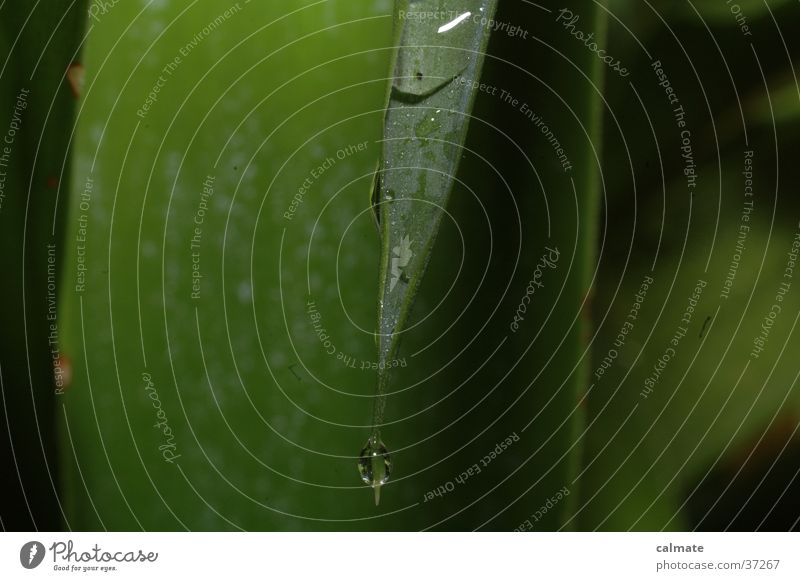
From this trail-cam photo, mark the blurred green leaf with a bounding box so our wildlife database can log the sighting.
[61,0,395,531]
[671,0,794,23]
[0,0,87,530]
[60,0,611,531]
[580,154,800,530]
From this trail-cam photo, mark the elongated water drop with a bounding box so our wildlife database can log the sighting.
[358,436,392,505]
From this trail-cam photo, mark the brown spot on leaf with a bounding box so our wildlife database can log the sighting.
[54,354,72,392]
[67,63,85,98]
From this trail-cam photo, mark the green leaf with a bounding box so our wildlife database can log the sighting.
[369,0,610,529]
[368,0,498,502]
[0,0,88,530]
[58,0,610,530]
[60,0,395,531]
[580,155,800,530]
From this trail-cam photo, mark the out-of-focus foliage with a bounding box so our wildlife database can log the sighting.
[0,0,87,530]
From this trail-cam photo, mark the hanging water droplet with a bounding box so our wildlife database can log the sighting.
[358,437,392,505]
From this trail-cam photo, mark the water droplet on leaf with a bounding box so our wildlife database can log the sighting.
[358,437,392,505]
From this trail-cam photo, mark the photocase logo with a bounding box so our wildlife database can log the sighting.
[20,541,46,569]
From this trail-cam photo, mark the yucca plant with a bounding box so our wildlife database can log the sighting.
[2,0,798,532]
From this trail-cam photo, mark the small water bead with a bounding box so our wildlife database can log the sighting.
[358,438,392,505]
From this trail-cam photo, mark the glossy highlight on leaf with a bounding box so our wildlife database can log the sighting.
[393,0,480,98]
